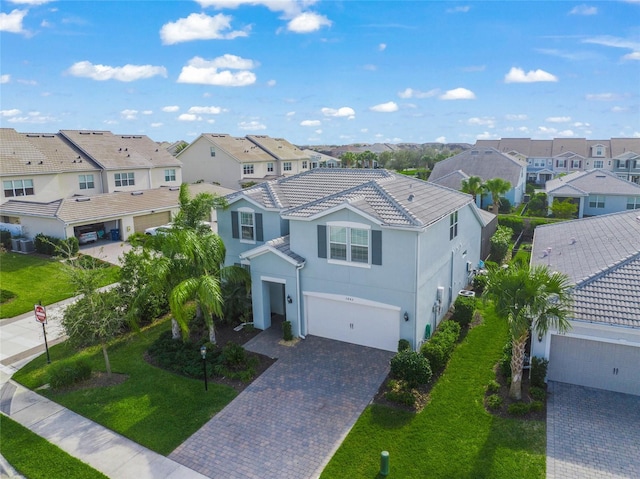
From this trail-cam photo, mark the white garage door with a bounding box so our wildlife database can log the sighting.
[548,335,640,396]
[304,292,400,352]
[133,211,171,233]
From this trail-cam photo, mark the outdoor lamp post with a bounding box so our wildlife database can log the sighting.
[200,345,208,391]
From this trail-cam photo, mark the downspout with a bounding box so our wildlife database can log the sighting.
[296,261,306,339]
[414,232,420,351]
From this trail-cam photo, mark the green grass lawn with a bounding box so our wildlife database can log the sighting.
[0,414,108,479]
[321,303,546,479]
[0,252,120,319]
[12,318,238,455]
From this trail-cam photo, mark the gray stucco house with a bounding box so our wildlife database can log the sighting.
[217,169,490,352]
[530,209,640,396]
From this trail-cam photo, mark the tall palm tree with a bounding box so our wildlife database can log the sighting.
[172,183,227,233]
[484,263,573,400]
[460,176,485,207]
[484,177,511,212]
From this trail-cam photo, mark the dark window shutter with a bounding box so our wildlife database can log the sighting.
[317,225,327,258]
[255,213,263,242]
[231,211,239,239]
[372,230,382,265]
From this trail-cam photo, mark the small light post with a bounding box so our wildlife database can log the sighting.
[200,345,208,391]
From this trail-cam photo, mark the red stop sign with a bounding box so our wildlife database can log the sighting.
[34,304,47,324]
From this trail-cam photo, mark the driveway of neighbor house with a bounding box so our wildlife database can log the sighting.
[79,239,132,266]
[169,328,394,479]
[546,381,640,479]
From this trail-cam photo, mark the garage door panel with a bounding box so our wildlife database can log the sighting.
[549,336,640,396]
[133,211,171,233]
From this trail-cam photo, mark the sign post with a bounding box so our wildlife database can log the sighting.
[34,304,50,364]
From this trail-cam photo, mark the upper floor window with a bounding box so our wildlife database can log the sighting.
[243,164,254,175]
[302,160,308,169]
[627,197,640,210]
[283,162,292,171]
[79,174,95,190]
[556,159,566,168]
[231,209,263,243]
[210,147,216,157]
[592,145,605,157]
[267,162,274,173]
[164,169,176,182]
[3,179,34,197]
[449,211,458,240]
[588,195,605,208]
[618,160,629,169]
[571,159,581,169]
[114,172,135,187]
[240,211,255,240]
[329,225,369,264]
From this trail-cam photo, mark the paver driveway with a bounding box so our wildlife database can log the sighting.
[547,381,640,479]
[169,328,394,479]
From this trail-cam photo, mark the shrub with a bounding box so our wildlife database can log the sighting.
[220,342,247,367]
[472,274,488,295]
[529,400,544,412]
[390,350,432,387]
[486,379,500,393]
[48,358,92,389]
[486,394,503,410]
[498,216,524,235]
[507,402,530,416]
[147,330,220,378]
[420,320,460,373]
[498,197,512,214]
[490,226,513,264]
[385,379,416,407]
[282,320,293,341]
[529,386,546,401]
[452,295,476,327]
[527,192,548,217]
[0,230,11,250]
[530,356,549,388]
[398,339,411,352]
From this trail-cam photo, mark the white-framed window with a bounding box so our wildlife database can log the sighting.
[328,224,370,265]
[302,160,308,169]
[240,210,255,241]
[588,195,605,208]
[3,179,34,197]
[164,169,176,181]
[627,197,640,210]
[449,211,458,240]
[533,159,546,168]
[618,160,628,169]
[114,172,135,187]
[283,162,292,171]
[593,160,604,169]
[556,159,566,168]
[592,145,605,157]
[243,164,254,175]
[79,174,94,190]
[267,162,274,173]
[571,159,581,169]
[210,147,216,157]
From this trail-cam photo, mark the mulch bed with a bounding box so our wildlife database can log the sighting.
[484,368,546,421]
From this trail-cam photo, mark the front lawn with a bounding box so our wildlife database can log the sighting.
[0,252,119,319]
[0,415,108,479]
[12,318,237,455]
[321,303,546,479]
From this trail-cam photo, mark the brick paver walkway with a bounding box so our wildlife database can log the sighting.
[169,329,393,479]
[547,382,640,479]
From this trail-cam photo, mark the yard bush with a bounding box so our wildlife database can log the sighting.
[147,330,221,378]
[384,379,416,407]
[486,379,501,393]
[529,400,544,412]
[472,274,488,295]
[397,338,411,352]
[490,225,513,264]
[529,386,546,401]
[498,216,524,235]
[282,320,293,341]
[0,230,11,250]
[420,320,460,373]
[530,356,548,388]
[390,350,432,387]
[507,402,530,416]
[485,394,503,410]
[498,197,512,214]
[48,358,92,389]
[34,233,79,258]
[451,295,476,327]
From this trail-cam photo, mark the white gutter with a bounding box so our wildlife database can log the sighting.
[296,262,306,339]
[414,232,420,351]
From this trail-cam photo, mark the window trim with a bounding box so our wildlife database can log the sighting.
[3,179,34,197]
[283,162,292,172]
[114,172,135,187]
[210,147,216,157]
[243,164,254,175]
[326,221,371,268]
[593,160,604,169]
[238,207,256,244]
[267,162,274,173]
[627,197,640,210]
[588,195,605,209]
[79,174,95,190]
[449,211,459,240]
[164,169,176,182]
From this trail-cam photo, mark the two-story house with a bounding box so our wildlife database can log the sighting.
[179,134,311,190]
[217,168,490,352]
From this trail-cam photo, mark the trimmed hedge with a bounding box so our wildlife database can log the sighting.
[34,233,79,258]
[490,225,513,264]
[498,216,524,235]
[451,295,476,327]
[0,230,11,250]
[420,320,461,373]
[530,356,549,388]
[390,350,432,387]
[398,338,411,352]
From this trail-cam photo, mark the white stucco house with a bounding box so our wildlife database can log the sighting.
[216,168,491,352]
[531,209,640,396]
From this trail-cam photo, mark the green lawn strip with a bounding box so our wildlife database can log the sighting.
[0,414,108,479]
[12,318,237,455]
[321,304,546,479]
[0,252,119,319]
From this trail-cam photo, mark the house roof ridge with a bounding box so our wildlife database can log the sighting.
[575,250,640,288]
[373,179,424,226]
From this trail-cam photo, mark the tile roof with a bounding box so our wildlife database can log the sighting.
[545,169,640,196]
[428,169,469,190]
[532,210,640,327]
[475,138,640,159]
[265,235,306,264]
[429,147,525,186]
[192,134,275,163]
[246,135,309,161]
[228,169,473,228]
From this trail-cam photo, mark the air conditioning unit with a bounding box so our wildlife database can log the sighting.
[459,290,476,298]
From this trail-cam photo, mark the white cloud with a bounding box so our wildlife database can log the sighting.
[188,106,225,114]
[151,122,163,128]
[67,61,167,82]
[446,6,470,13]
[611,106,628,112]
[585,92,619,101]
[363,64,377,71]
[0,9,28,34]
[398,87,439,99]
[505,114,528,121]
[162,105,180,113]
[369,101,398,112]
[238,120,266,131]
[468,117,495,127]
[440,88,476,100]
[121,109,138,120]
[435,136,446,143]
[546,116,571,123]
[142,110,153,115]
[378,43,386,51]
[178,113,202,122]
[315,129,322,134]
[557,130,575,137]
[0,74,10,84]
[504,67,558,83]
[476,132,497,140]
[300,120,321,126]
[286,111,296,117]
[623,52,640,61]
[8,0,53,4]
[569,5,598,15]
[321,107,355,118]
[177,55,257,86]
[160,13,249,45]
[5,111,55,124]
[0,109,21,117]
[582,35,640,61]
[287,12,331,33]
[267,79,276,87]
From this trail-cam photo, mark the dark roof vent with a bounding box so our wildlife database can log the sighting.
[408,194,415,202]
[131,191,143,196]
[75,197,90,202]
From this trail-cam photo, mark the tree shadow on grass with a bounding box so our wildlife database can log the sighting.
[369,403,414,429]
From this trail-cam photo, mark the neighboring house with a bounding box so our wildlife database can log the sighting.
[475,137,640,185]
[530,209,640,396]
[179,134,310,190]
[302,149,341,168]
[428,147,527,207]
[217,168,491,352]
[545,169,640,218]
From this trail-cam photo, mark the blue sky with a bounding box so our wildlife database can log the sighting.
[1,1,639,145]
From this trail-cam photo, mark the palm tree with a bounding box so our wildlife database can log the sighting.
[484,177,511,212]
[340,152,356,168]
[484,263,573,400]
[172,183,227,233]
[460,176,485,207]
